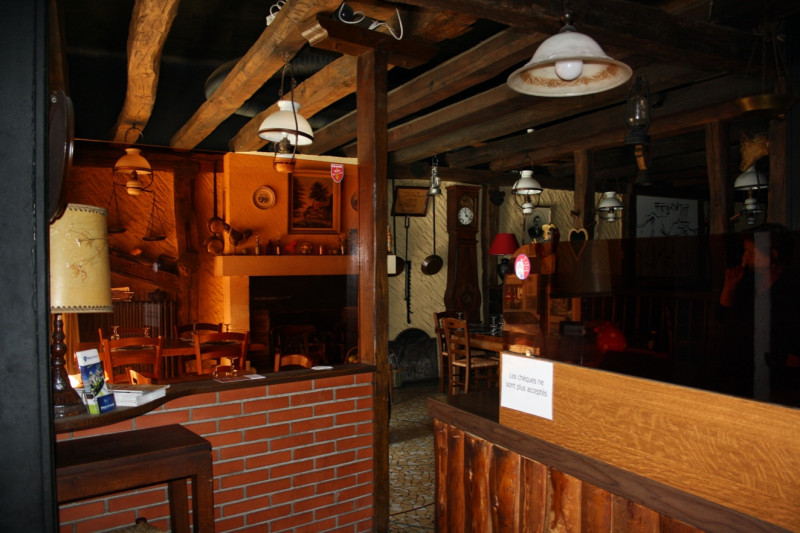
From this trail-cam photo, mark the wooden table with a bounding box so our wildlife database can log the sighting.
[56,424,215,532]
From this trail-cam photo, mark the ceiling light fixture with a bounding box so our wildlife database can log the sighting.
[258,60,314,174]
[428,156,441,196]
[113,126,154,195]
[512,169,542,215]
[734,165,768,225]
[597,191,624,223]
[507,12,631,97]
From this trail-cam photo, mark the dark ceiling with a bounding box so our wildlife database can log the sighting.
[58,0,800,191]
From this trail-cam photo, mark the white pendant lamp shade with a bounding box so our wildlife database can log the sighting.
[258,100,314,146]
[512,170,543,195]
[114,148,152,177]
[597,191,623,222]
[734,166,768,190]
[507,24,632,97]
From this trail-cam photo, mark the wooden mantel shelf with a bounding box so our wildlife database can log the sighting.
[214,254,358,277]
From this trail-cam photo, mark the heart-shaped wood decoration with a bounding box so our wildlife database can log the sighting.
[568,228,589,259]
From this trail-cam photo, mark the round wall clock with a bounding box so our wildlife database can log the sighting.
[253,186,276,209]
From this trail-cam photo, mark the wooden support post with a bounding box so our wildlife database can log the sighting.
[573,149,594,236]
[356,47,390,532]
[768,118,788,226]
[705,121,729,235]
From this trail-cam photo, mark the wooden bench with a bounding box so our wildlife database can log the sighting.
[56,424,214,533]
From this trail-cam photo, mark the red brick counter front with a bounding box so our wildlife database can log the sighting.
[57,371,375,532]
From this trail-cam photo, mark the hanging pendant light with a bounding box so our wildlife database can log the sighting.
[507,13,631,97]
[142,192,166,242]
[512,169,543,215]
[597,191,624,222]
[257,60,314,173]
[113,126,154,195]
[428,156,441,196]
[734,166,768,225]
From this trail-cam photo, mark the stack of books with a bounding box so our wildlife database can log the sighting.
[111,384,169,407]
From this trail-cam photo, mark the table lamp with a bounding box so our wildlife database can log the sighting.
[488,233,520,282]
[49,204,113,418]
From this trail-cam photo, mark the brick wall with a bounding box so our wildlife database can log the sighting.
[57,373,375,532]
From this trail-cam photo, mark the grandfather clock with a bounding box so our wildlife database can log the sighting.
[444,185,481,319]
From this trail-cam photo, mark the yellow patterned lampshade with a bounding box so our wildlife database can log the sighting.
[49,203,113,418]
[50,203,113,313]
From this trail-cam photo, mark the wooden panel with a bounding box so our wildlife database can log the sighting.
[491,446,521,532]
[446,425,466,532]
[465,435,491,531]
[499,354,800,531]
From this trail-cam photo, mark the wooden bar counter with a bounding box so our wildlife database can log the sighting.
[429,355,800,532]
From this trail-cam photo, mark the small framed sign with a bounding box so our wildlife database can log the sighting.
[392,187,429,217]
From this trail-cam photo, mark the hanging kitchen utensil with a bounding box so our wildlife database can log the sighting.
[389,178,405,277]
[404,216,412,323]
[207,161,226,234]
[421,195,443,275]
[204,161,225,255]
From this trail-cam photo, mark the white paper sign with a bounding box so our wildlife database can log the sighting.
[500,353,553,420]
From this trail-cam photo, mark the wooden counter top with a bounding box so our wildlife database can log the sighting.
[55,364,374,434]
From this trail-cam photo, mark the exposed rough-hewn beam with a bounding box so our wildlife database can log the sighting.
[230,7,476,153]
[388,0,766,72]
[170,0,342,150]
[112,0,181,141]
[314,27,545,156]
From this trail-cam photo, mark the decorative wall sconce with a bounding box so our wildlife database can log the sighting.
[512,170,543,214]
[626,74,653,187]
[507,12,631,97]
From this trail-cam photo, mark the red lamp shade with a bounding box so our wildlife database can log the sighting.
[488,233,520,255]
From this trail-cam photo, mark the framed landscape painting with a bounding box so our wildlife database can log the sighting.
[289,173,341,234]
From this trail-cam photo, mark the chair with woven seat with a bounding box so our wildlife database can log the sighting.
[193,331,249,376]
[274,353,314,372]
[442,317,499,394]
[100,336,163,385]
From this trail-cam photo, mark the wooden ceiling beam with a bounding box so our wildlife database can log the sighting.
[169,0,343,150]
[389,0,766,72]
[310,26,545,155]
[230,8,477,153]
[112,0,181,142]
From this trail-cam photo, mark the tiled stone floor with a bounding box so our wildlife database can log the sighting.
[388,380,439,532]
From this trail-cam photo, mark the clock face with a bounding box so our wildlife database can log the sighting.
[458,206,474,225]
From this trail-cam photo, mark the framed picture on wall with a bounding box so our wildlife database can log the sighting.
[635,195,700,238]
[391,186,429,217]
[524,206,551,243]
[289,173,341,234]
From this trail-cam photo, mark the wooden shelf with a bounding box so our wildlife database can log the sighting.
[214,254,358,277]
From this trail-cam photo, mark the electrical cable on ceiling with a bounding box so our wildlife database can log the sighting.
[337,3,404,40]
[266,0,286,26]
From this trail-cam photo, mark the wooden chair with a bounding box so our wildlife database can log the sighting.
[274,353,314,372]
[128,368,152,385]
[434,311,458,393]
[272,324,326,364]
[174,322,222,340]
[442,317,499,394]
[100,336,163,384]
[193,331,249,376]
